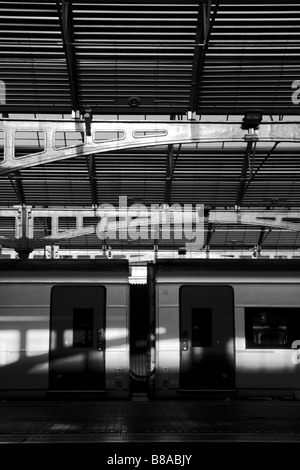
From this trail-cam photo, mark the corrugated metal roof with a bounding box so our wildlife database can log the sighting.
[0,1,299,115]
[1,1,300,254]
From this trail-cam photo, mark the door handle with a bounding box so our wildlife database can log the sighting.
[181,331,188,351]
[97,329,104,351]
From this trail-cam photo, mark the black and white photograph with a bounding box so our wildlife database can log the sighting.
[0,0,300,466]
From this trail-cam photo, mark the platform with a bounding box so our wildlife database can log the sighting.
[0,397,300,465]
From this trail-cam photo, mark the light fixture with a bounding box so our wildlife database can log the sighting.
[84,106,92,136]
[241,109,263,130]
[204,205,211,218]
[128,96,141,108]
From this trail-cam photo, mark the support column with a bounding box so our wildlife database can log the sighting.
[15,248,33,259]
[14,206,34,259]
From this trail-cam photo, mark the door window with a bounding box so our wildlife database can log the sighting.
[191,308,212,347]
[73,308,94,348]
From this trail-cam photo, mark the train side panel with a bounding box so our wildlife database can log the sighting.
[153,260,300,398]
[0,283,51,390]
[234,283,300,392]
[156,284,180,395]
[0,260,130,398]
[105,284,129,395]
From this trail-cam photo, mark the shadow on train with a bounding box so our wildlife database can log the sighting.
[0,258,300,400]
[0,332,298,401]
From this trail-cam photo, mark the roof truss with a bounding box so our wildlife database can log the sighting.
[1,118,300,175]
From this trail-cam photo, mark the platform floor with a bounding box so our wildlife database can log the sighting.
[1,398,300,465]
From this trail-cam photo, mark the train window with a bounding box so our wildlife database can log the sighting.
[73,308,93,348]
[192,308,212,347]
[245,308,300,349]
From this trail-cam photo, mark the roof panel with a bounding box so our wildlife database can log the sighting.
[0,0,298,115]
[1,2,300,254]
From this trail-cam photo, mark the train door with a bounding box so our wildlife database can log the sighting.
[49,285,106,390]
[180,285,235,390]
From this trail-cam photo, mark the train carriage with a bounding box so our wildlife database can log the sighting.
[150,259,300,399]
[0,259,130,398]
[1,258,300,400]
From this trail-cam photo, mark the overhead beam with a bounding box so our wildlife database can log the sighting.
[236,141,253,207]
[86,155,98,206]
[242,141,279,199]
[56,0,79,112]
[164,115,175,205]
[1,119,300,175]
[1,207,300,252]
[257,226,266,248]
[7,170,25,205]
[252,226,272,258]
[14,248,300,260]
[207,210,300,232]
[189,0,220,113]
[257,226,273,249]
[189,1,208,114]
[1,106,300,116]
[164,144,173,206]
[165,143,181,206]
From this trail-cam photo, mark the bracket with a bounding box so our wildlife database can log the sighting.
[1,119,300,175]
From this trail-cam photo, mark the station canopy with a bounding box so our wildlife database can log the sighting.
[1,1,300,259]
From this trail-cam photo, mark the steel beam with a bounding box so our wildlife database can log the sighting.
[236,140,256,206]
[56,1,79,112]
[1,207,300,252]
[86,155,98,206]
[1,106,300,116]
[7,170,26,205]
[164,115,175,205]
[164,143,173,206]
[189,1,208,114]
[2,247,299,261]
[189,0,220,113]
[257,226,266,248]
[208,210,300,232]
[242,141,279,197]
[1,119,300,175]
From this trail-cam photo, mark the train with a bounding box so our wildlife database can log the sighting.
[0,258,300,400]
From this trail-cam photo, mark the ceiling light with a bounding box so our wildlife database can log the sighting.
[241,110,263,130]
[128,96,141,108]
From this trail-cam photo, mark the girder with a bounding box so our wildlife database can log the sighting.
[1,206,300,253]
[189,0,220,113]
[56,0,79,113]
[208,210,300,232]
[0,119,300,175]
